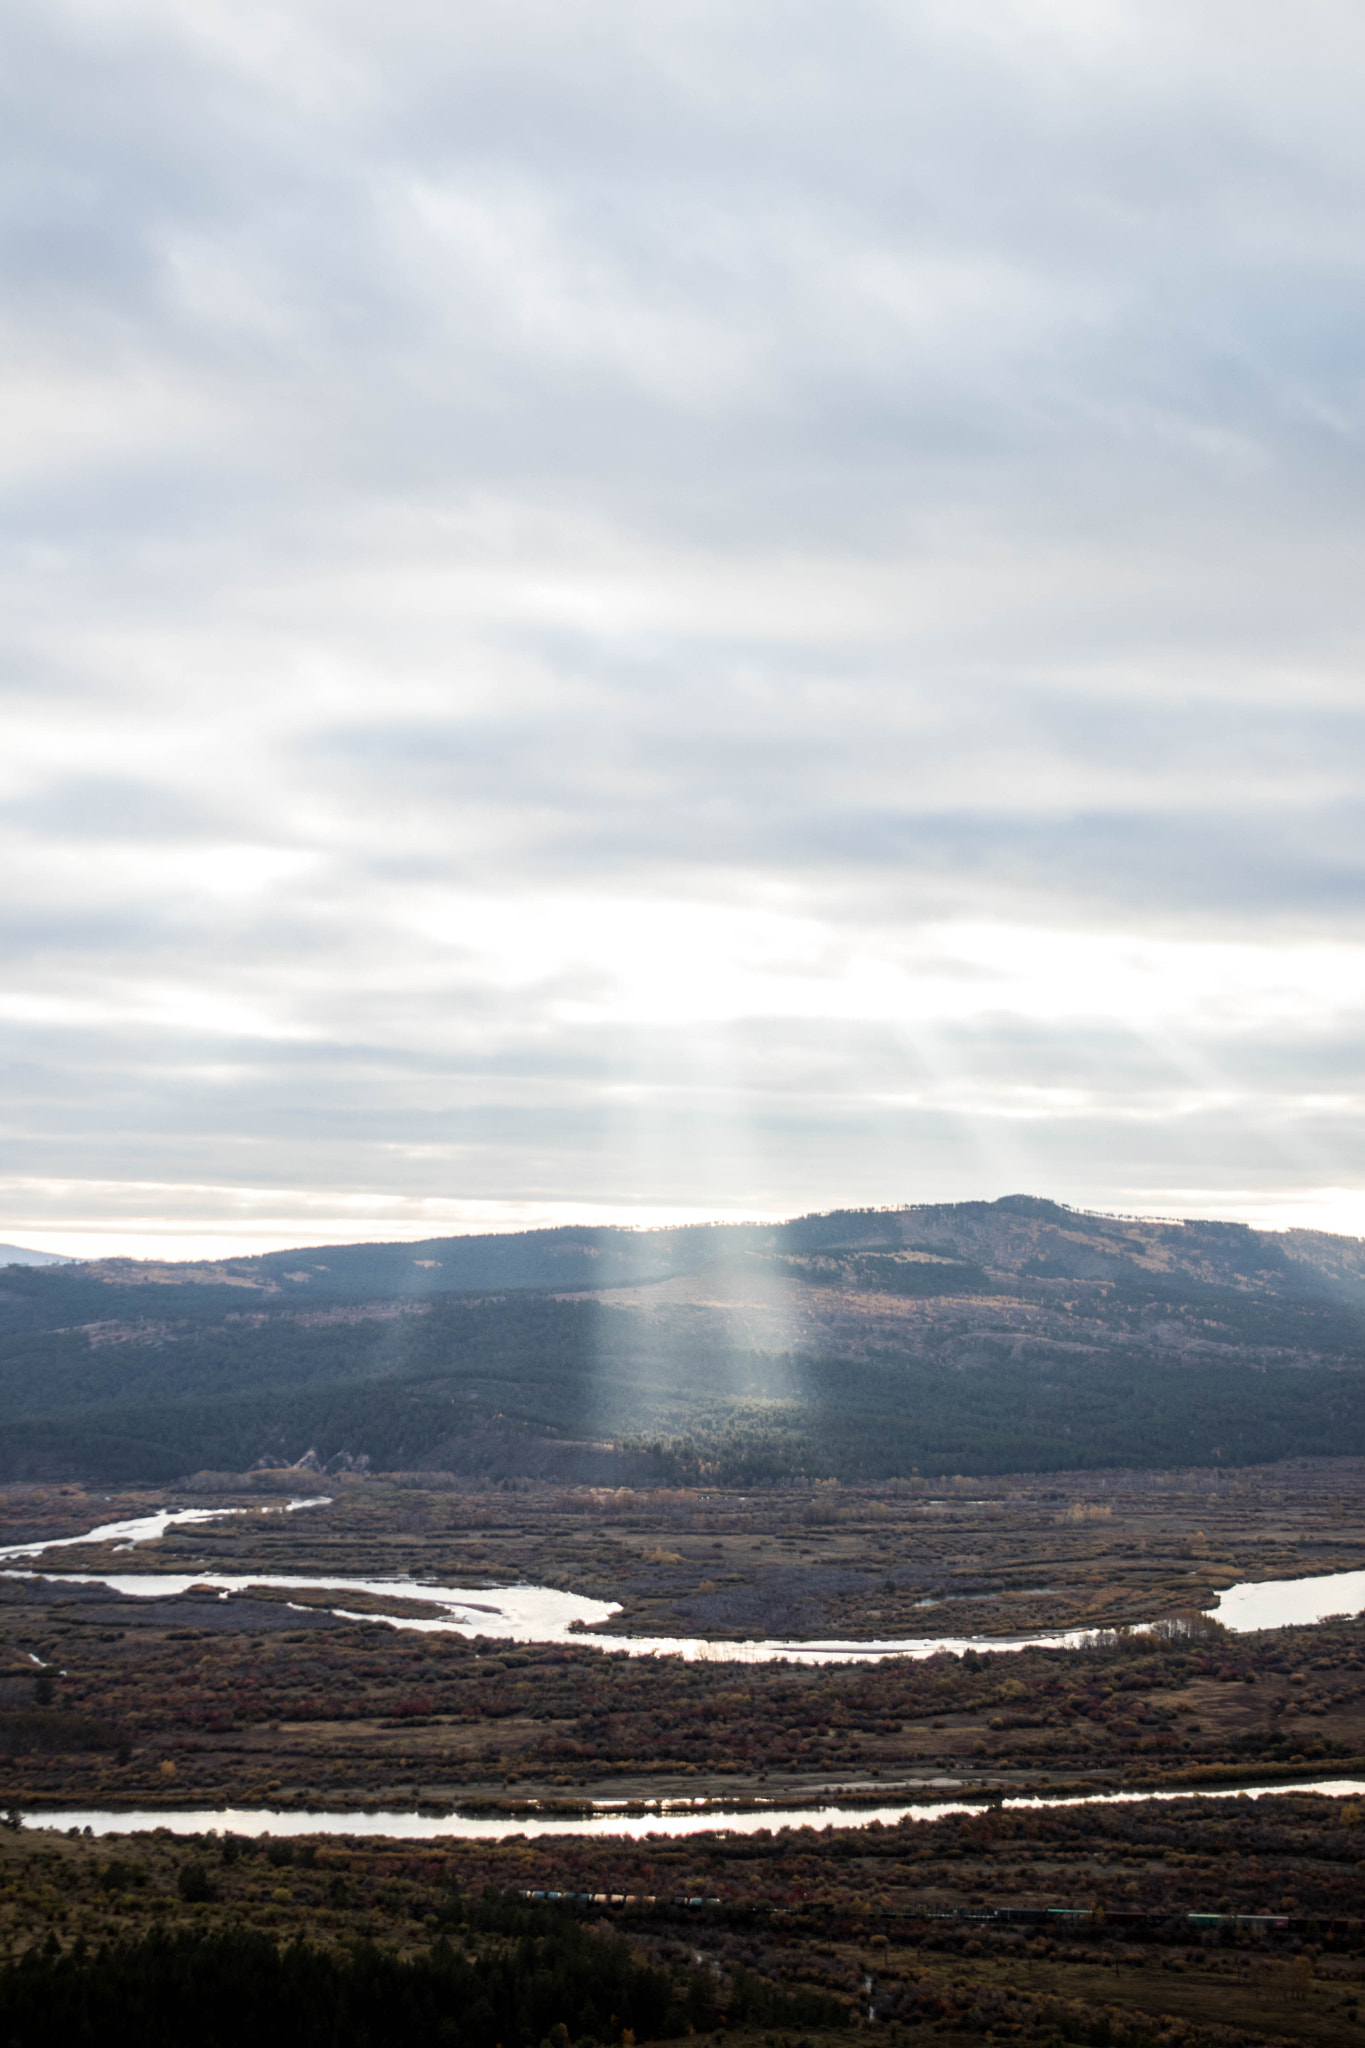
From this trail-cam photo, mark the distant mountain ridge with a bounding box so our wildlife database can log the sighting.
[0,1242,71,1267]
[2,1196,1364,1484]
[49,1194,1365,1302]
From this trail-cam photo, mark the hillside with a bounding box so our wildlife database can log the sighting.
[47,1194,1365,1301]
[2,1196,1364,1483]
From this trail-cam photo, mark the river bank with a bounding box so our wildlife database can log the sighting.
[4,1785,1365,2047]
[5,1462,1365,1646]
[4,1497,1365,1661]
[16,1771,1365,1840]
[2,1469,1362,1829]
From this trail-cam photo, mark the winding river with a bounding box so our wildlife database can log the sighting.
[2,1501,1362,1667]
[19,1778,1365,1843]
[5,1502,1364,1840]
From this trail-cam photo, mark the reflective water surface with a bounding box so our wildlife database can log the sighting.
[1213,1567,1365,1632]
[21,1778,1365,1843]
[0,1498,329,1563]
[8,1506,1364,1843]
[2,1504,1362,1666]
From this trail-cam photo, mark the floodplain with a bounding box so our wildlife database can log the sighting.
[1,1461,1363,1814]
[2,1459,1364,2043]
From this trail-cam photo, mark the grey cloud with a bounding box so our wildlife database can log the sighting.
[0,776,241,839]
[4,1,1361,524]
[4,0,1365,1246]
[6,988,1365,1240]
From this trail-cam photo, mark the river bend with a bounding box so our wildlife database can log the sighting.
[3,1503,1362,1666]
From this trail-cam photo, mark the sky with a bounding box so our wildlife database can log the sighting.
[6,0,1365,1260]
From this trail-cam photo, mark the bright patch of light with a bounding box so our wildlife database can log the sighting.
[405,897,1365,1035]
[1129,1189,1365,1240]
[0,1177,787,1264]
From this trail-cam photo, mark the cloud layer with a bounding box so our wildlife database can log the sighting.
[5,0,1365,1254]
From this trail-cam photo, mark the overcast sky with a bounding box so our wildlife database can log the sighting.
[6,0,1365,1258]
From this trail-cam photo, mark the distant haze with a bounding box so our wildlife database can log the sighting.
[5,4,1365,1260]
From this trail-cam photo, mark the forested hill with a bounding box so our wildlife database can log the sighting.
[24,1193,1365,1302]
[2,1196,1365,1484]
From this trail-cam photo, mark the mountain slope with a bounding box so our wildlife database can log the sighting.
[47,1193,1365,1302]
[1,1196,1364,1482]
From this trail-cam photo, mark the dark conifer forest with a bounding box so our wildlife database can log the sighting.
[3,1199,1365,1483]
